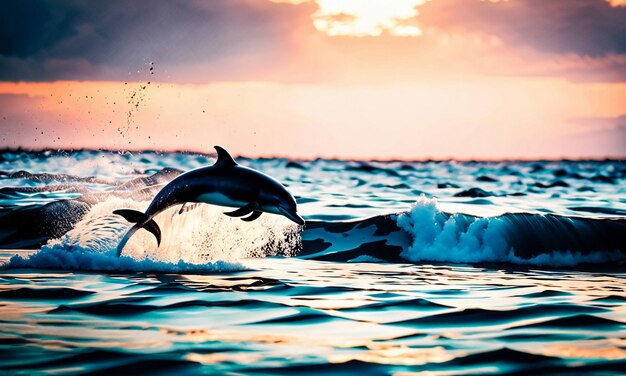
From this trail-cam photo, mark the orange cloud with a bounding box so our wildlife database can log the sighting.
[608,0,626,6]
[1,79,625,159]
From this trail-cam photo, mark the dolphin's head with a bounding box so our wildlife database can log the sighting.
[267,188,305,226]
[278,200,305,226]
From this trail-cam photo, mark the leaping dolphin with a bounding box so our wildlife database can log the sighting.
[113,145,304,256]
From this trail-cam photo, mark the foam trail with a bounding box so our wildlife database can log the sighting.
[4,245,243,273]
[2,196,301,272]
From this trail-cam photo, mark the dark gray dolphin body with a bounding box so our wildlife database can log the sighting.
[113,145,304,256]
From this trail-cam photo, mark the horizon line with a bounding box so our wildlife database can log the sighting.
[1,147,624,163]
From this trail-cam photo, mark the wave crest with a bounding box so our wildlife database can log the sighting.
[396,195,625,266]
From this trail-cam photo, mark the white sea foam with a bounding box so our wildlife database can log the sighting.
[396,195,622,266]
[4,245,243,273]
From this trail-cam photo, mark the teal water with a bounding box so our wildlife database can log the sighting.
[1,252,625,375]
[0,150,625,374]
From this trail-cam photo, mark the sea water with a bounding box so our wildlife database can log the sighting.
[0,150,624,374]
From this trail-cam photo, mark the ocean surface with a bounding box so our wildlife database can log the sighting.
[0,149,624,375]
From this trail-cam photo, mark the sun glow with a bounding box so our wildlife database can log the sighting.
[314,0,427,36]
[273,0,427,37]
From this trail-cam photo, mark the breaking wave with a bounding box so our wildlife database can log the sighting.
[395,196,625,266]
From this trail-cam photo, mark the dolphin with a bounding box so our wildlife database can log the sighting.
[113,145,304,256]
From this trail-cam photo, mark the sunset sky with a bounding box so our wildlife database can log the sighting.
[1,0,625,159]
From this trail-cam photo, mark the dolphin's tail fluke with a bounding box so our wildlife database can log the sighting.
[113,209,162,256]
[115,223,141,257]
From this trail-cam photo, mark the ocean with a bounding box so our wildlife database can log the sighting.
[0,149,624,375]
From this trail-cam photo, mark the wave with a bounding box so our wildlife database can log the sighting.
[396,196,626,266]
[301,196,626,267]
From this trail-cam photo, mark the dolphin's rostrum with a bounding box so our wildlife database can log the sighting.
[113,145,304,256]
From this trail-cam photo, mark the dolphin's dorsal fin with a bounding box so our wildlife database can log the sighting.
[214,145,237,167]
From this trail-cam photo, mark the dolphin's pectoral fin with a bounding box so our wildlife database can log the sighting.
[224,202,256,217]
[241,210,262,222]
[178,202,201,215]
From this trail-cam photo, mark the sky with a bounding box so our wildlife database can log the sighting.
[0,0,625,159]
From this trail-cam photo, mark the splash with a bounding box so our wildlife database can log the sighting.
[2,196,301,272]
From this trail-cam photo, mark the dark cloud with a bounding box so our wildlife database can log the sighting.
[1,0,625,83]
[419,0,626,57]
[0,0,312,81]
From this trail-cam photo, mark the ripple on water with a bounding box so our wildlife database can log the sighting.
[1,258,624,374]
